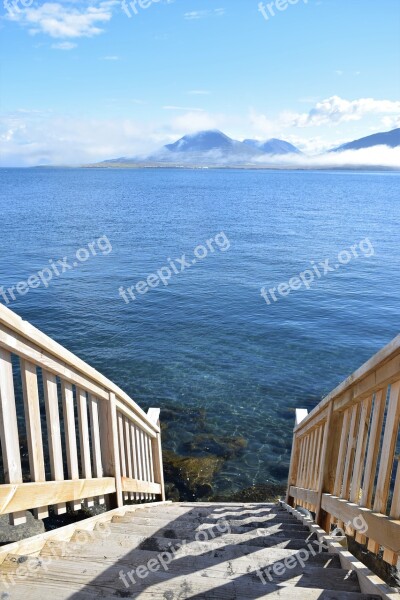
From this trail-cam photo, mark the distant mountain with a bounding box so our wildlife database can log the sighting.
[156,130,261,163]
[332,128,400,152]
[165,130,241,153]
[243,138,302,155]
[95,127,399,169]
[146,130,302,164]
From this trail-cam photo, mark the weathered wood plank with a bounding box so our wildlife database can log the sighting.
[0,348,25,525]
[98,391,122,508]
[88,395,105,505]
[288,486,318,506]
[117,411,128,501]
[121,478,161,495]
[0,478,116,515]
[360,389,387,507]
[62,381,81,511]
[368,380,400,555]
[20,359,48,520]
[77,387,94,507]
[321,494,400,555]
[350,396,372,504]
[148,409,165,502]
[43,370,66,515]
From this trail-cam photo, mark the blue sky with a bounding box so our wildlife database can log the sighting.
[1,0,400,165]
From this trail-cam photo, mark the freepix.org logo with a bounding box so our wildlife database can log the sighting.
[4,0,33,16]
[258,0,308,22]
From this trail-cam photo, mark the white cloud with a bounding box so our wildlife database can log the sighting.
[168,111,221,133]
[382,115,400,129]
[6,1,117,39]
[184,8,225,20]
[0,113,160,166]
[248,109,277,138]
[52,41,77,50]
[254,146,400,169]
[287,96,400,127]
[1,103,399,168]
[102,55,120,60]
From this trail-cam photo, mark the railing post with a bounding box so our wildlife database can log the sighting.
[99,391,123,508]
[286,409,308,505]
[315,401,342,530]
[148,408,165,501]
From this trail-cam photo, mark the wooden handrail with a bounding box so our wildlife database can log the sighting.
[287,333,400,566]
[0,305,165,525]
[0,303,159,434]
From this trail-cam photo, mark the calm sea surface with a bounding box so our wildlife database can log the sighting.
[1,168,399,497]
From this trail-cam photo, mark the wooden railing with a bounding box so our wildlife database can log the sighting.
[0,304,165,526]
[287,334,400,566]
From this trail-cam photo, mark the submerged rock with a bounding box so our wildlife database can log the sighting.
[211,482,286,503]
[163,450,224,501]
[182,434,247,459]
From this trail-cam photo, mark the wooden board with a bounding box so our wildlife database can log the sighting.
[0,478,116,515]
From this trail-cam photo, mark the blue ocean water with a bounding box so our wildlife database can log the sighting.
[1,168,399,497]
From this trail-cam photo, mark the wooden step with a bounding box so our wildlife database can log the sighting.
[41,527,332,559]
[114,531,320,551]
[112,514,310,533]
[106,521,317,544]
[40,536,342,572]
[0,553,375,599]
[0,574,381,600]
[119,511,305,526]
[135,504,282,518]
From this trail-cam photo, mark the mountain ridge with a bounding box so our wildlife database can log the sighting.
[97,127,400,167]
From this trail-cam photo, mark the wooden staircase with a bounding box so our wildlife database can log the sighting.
[0,501,389,599]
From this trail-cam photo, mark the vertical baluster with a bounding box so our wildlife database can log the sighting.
[144,434,152,501]
[286,433,300,505]
[307,430,317,492]
[124,417,133,501]
[356,390,386,543]
[296,438,305,496]
[384,456,400,564]
[368,381,400,555]
[301,435,310,491]
[313,426,324,492]
[135,425,144,501]
[0,349,25,525]
[341,404,359,499]
[130,422,138,502]
[361,389,387,508]
[117,412,128,501]
[43,371,66,515]
[350,397,373,502]
[333,409,351,497]
[151,424,165,502]
[62,381,81,511]
[147,434,155,500]
[77,388,93,508]
[99,392,122,508]
[88,395,104,504]
[330,409,351,529]
[140,429,148,501]
[315,402,342,529]
[89,394,105,504]
[20,359,48,519]
[310,427,319,492]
